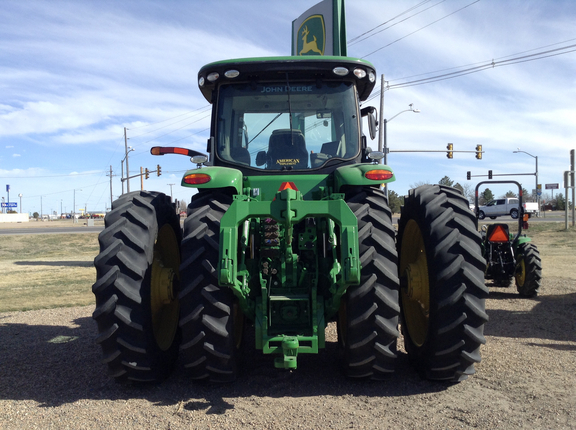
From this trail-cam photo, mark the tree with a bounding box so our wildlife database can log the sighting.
[504,190,517,198]
[33,212,39,219]
[438,176,454,187]
[522,188,531,201]
[388,190,403,214]
[555,193,565,211]
[409,180,431,189]
[480,188,494,205]
[459,182,475,203]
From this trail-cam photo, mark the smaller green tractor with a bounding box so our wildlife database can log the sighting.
[475,180,542,297]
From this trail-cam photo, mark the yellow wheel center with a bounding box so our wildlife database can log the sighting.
[151,224,180,351]
[152,257,175,305]
[400,219,430,347]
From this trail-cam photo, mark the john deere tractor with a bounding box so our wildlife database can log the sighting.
[93,56,488,384]
[475,180,542,297]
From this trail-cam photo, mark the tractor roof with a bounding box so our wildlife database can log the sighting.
[197,56,377,103]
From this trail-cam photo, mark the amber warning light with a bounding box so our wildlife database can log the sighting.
[365,170,393,181]
[151,146,206,158]
[183,173,211,185]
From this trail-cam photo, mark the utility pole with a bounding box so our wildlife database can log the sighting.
[140,167,144,190]
[107,165,115,210]
[168,183,175,200]
[124,127,131,193]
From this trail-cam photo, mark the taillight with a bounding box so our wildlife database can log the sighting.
[365,170,393,181]
[183,173,211,185]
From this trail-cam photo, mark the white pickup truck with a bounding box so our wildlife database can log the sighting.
[477,198,538,220]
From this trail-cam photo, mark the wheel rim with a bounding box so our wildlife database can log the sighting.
[515,258,526,287]
[400,219,430,347]
[151,224,180,351]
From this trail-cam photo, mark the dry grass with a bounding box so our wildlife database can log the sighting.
[0,233,99,312]
[0,222,574,313]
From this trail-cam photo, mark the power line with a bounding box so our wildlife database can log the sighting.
[361,0,480,58]
[127,106,211,132]
[135,113,211,146]
[127,106,211,139]
[348,0,444,47]
[387,43,576,90]
[388,37,576,84]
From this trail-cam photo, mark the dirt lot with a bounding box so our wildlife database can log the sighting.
[0,222,575,429]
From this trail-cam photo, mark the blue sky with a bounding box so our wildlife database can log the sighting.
[1,0,575,215]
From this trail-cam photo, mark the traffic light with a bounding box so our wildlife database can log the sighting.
[467,171,471,180]
[157,165,161,176]
[475,144,482,159]
[488,170,493,179]
[145,168,149,179]
[446,143,453,159]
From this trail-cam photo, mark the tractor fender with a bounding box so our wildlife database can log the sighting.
[334,163,395,192]
[513,234,532,253]
[181,166,243,195]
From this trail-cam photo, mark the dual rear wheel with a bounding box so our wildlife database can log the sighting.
[93,186,488,383]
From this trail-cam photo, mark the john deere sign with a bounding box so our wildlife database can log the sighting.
[292,0,347,56]
[297,15,325,56]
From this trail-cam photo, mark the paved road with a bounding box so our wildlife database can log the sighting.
[0,225,104,235]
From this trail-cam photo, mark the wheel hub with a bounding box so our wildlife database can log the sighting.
[403,254,428,306]
[150,224,181,351]
[152,254,175,305]
[400,219,430,347]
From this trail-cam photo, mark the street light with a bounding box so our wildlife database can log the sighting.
[513,149,539,216]
[73,189,82,222]
[18,194,23,214]
[121,146,135,194]
[380,103,420,199]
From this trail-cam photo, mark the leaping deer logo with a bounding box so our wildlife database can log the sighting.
[299,26,323,55]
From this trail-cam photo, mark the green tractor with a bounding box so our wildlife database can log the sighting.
[93,56,488,384]
[475,180,542,297]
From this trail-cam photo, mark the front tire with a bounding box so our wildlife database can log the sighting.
[179,191,242,382]
[397,185,489,382]
[338,187,400,379]
[515,242,542,297]
[478,211,485,220]
[92,191,181,383]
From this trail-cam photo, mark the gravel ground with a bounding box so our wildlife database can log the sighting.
[1,274,575,430]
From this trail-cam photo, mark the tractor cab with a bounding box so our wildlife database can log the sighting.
[196,56,379,175]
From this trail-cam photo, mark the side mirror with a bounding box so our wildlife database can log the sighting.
[361,106,378,140]
[256,151,267,166]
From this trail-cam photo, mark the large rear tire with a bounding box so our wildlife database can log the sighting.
[338,187,400,379]
[92,191,181,383]
[515,242,542,297]
[179,191,242,382]
[397,185,488,382]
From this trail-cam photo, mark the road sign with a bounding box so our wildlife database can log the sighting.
[545,183,559,190]
[1,202,17,208]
